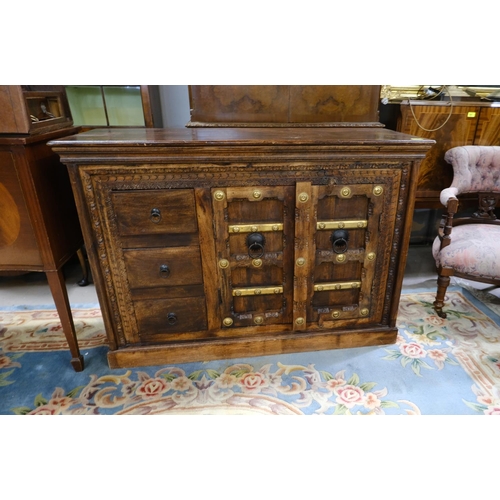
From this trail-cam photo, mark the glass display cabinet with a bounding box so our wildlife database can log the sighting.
[64,85,163,128]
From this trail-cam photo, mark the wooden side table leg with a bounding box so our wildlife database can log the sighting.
[46,269,84,372]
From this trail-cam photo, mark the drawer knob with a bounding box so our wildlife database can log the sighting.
[159,264,170,278]
[167,312,178,325]
[150,208,162,224]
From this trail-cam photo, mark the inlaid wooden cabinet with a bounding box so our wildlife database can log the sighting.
[49,127,433,369]
[397,101,500,207]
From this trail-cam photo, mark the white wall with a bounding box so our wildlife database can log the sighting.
[158,85,190,128]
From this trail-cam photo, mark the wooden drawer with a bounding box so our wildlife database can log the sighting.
[111,189,198,236]
[134,296,208,337]
[123,246,203,290]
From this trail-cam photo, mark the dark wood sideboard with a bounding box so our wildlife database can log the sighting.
[49,127,433,369]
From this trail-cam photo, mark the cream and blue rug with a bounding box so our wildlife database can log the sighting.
[1,289,499,415]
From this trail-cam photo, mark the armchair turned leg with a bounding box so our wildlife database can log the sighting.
[433,274,451,319]
[46,269,84,372]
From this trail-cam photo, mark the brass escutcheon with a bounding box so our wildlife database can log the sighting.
[253,190,262,199]
[223,317,233,326]
[336,254,346,263]
[252,258,263,267]
[367,252,376,260]
[214,190,225,201]
[360,308,369,316]
[295,317,305,326]
[296,257,306,267]
[332,311,341,318]
[254,316,264,325]
[373,186,383,196]
[298,192,309,203]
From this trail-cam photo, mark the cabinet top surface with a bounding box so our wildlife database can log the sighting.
[49,127,434,149]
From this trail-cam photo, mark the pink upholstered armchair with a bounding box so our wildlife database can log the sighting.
[433,145,500,318]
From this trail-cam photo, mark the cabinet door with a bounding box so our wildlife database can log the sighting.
[0,150,43,268]
[212,185,295,328]
[294,177,398,330]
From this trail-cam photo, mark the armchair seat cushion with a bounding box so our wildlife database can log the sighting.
[432,224,500,279]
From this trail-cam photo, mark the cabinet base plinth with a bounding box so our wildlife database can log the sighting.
[107,328,397,369]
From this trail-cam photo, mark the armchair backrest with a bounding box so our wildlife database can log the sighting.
[441,146,500,204]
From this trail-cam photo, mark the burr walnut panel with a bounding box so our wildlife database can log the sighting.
[48,127,433,369]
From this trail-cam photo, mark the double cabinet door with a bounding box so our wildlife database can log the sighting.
[212,179,391,333]
[102,170,399,345]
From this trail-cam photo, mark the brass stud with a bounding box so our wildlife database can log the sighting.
[233,226,240,233]
[219,259,229,269]
[295,317,305,326]
[367,252,376,261]
[223,317,233,327]
[251,225,258,232]
[298,192,309,203]
[214,190,225,201]
[338,222,345,229]
[274,288,280,294]
[373,186,383,196]
[253,190,262,199]
[235,290,242,296]
[254,316,264,325]
[352,282,360,288]
[252,258,263,267]
[360,308,369,316]
[272,224,279,231]
[317,285,324,292]
[341,187,351,198]
[336,254,346,263]
[319,222,326,229]
[296,257,306,267]
[255,289,262,295]
[332,311,341,318]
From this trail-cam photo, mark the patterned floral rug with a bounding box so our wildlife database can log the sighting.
[1,288,499,415]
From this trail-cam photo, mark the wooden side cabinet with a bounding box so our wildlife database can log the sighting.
[49,127,433,369]
[0,127,85,371]
[397,101,500,207]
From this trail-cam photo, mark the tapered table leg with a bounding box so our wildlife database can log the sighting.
[46,269,84,372]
